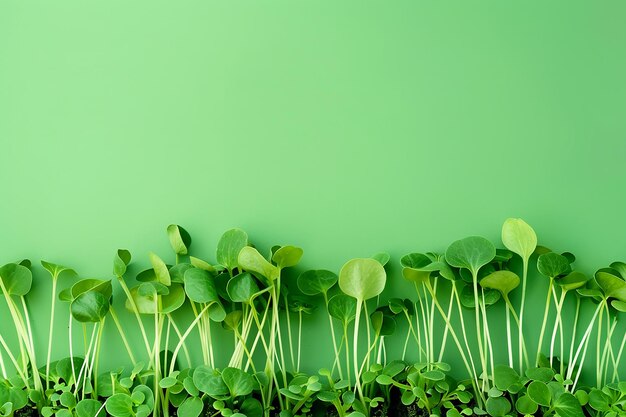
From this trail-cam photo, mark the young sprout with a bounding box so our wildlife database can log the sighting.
[501,218,537,373]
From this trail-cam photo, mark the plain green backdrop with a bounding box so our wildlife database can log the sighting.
[1,0,626,383]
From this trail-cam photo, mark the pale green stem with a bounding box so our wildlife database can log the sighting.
[566,302,602,382]
[0,333,28,385]
[169,304,211,374]
[568,297,581,374]
[190,302,208,364]
[344,323,351,387]
[481,290,494,387]
[519,260,529,373]
[503,297,529,368]
[69,313,76,387]
[452,283,479,390]
[324,292,343,380]
[425,281,484,407]
[506,305,513,368]
[167,315,192,369]
[429,277,438,366]
[550,290,567,372]
[471,270,488,390]
[415,284,428,363]
[297,311,303,373]
[596,302,604,388]
[285,294,296,371]
[363,300,373,370]
[109,307,137,365]
[352,299,364,402]
[116,277,151,355]
[438,286,455,363]
[46,276,59,390]
[536,278,554,367]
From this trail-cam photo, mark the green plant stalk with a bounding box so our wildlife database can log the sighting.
[189,302,208,364]
[596,302,604,388]
[167,315,192,369]
[0,348,5,378]
[234,330,258,375]
[437,287,455,363]
[169,303,211,374]
[470,270,488,391]
[568,297,581,374]
[0,333,28,385]
[323,292,343,380]
[352,299,365,403]
[452,282,479,394]
[536,277,554,367]
[298,310,303,373]
[601,317,617,385]
[519,259,529,374]
[45,274,59,391]
[613,320,626,382]
[566,301,602,385]
[344,321,351,387]
[272,279,288,387]
[506,305,513,368]
[502,296,529,368]
[480,290,494,386]
[164,317,172,373]
[74,323,97,397]
[429,277,438,366]
[549,290,567,374]
[424,280,484,408]
[115,276,152,355]
[109,307,137,366]
[284,293,296,372]
[363,300,373,370]
[93,317,105,398]
[415,287,428,363]
[68,312,76,387]
[153,298,161,417]
[205,314,215,369]
[0,280,36,389]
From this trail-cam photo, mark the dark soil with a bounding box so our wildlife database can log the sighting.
[14,407,38,417]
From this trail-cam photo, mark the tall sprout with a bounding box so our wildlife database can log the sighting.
[501,218,537,372]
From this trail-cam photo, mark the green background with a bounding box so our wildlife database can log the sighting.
[1,0,626,382]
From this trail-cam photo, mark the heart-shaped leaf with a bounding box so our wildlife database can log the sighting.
[0,263,32,296]
[480,271,520,297]
[515,395,538,415]
[527,381,551,407]
[486,397,511,417]
[178,397,203,417]
[501,218,537,261]
[71,291,110,322]
[493,365,520,392]
[537,253,570,278]
[41,261,77,280]
[167,225,192,256]
[339,258,386,302]
[193,366,228,397]
[238,247,279,281]
[272,246,303,269]
[183,268,218,304]
[217,229,248,272]
[328,293,356,324]
[221,367,256,397]
[105,394,133,417]
[227,272,260,304]
[76,399,104,417]
[556,271,589,291]
[445,237,495,276]
[595,271,626,301]
[297,270,338,296]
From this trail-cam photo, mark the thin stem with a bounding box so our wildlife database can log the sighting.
[46,276,58,390]
[285,294,296,372]
[438,286,455,363]
[169,304,211,374]
[536,278,554,367]
[324,293,343,380]
[506,305,513,368]
[0,333,28,385]
[109,307,137,365]
[297,310,303,373]
[568,297,581,374]
[471,270,488,389]
[519,259,529,373]
[550,290,567,372]
[566,302,602,382]
[167,315,192,369]
[352,299,364,401]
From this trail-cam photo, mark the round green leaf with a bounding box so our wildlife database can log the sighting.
[328,293,356,324]
[272,246,303,269]
[501,218,537,261]
[485,396,511,417]
[71,291,110,322]
[227,272,260,304]
[217,229,248,272]
[75,399,104,417]
[556,271,589,291]
[445,237,496,275]
[297,270,338,296]
[178,397,203,417]
[221,367,256,397]
[105,394,133,417]
[71,279,112,300]
[595,271,626,301]
[0,263,32,296]
[493,365,520,392]
[169,263,193,283]
[184,268,218,303]
[537,253,570,278]
[554,392,585,417]
[339,258,386,301]
[527,381,551,407]
[193,366,228,397]
[238,247,279,281]
[167,224,192,256]
[480,271,520,297]
[240,398,263,417]
[515,395,538,415]
[525,367,555,382]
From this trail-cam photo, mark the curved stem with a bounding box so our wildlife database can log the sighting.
[536,278,554,367]
[46,277,58,390]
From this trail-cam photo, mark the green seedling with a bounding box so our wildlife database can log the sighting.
[338,258,386,407]
[501,218,537,373]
